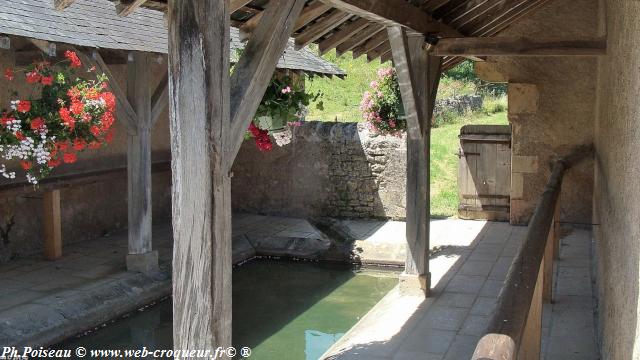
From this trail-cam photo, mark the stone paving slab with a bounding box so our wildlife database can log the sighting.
[322,223,598,360]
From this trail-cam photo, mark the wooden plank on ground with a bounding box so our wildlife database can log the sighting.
[43,189,62,260]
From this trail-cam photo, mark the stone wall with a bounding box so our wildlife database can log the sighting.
[232,122,407,220]
[593,1,640,358]
[434,95,483,117]
[0,46,173,259]
[475,0,598,225]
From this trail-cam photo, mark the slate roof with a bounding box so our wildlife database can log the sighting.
[0,0,345,77]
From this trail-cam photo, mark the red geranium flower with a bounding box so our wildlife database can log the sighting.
[17,100,31,113]
[70,100,84,116]
[57,141,70,152]
[48,158,61,168]
[100,92,116,112]
[30,117,45,130]
[59,108,75,129]
[88,141,102,150]
[14,132,25,141]
[25,71,41,84]
[4,68,13,81]
[101,111,115,130]
[0,114,14,126]
[63,152,77,164]
[104,129,115,143]
[73,138,86,151]
[90,125,101,137]
[20,161,32,170]
[64,50,82,68]
[41,76,53,86]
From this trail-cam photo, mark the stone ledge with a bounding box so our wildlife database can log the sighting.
[0,270,171,348]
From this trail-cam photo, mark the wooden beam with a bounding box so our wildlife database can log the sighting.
[352,30,387,58]
[43,189,62,260]
[366,40,389,62]
[28,39,56,57]
[244,0,333,40]
[125,51,157,273]
[231,0,253,13]
[167,0,232,353]
[389,26,442,296]
[336,23,384,55]
[319,0,461,36]
[151,71,168,126]
[228,0,306,166]
[433,37,607,57]
[293,1,333,31]
[294,9,352,49]
[116,0,148,17]
[318,17,369,54]
[54,0,76,10]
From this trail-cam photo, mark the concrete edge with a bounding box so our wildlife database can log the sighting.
[0,271,171,348]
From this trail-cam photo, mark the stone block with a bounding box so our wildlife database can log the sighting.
[511,155,539,173]
[474,61,508,83]
[508,83,539,114]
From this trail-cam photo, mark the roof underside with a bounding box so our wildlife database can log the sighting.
[116,0,554,71]
[0,0,344,77]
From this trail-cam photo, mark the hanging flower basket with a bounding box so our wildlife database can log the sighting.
[0,50,116,184]
[245,75,321,152]
[360,67,406,136]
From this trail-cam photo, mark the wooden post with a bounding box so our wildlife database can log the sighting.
[517,264,543,360]
[125,51,158,273]
[553,194,561,259]
[388,26,442,296]
[167,0,232,353]
[43,189,62,260]
[543,220,554,303]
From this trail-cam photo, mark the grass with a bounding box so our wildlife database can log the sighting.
[305,48,479,122]
[306,48,390,122]
[430,111,509,218]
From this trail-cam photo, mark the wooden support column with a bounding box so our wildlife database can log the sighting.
[167,0,232,353]
[43,189,62,260]
[125,51,158,273]
[389,26,442,297]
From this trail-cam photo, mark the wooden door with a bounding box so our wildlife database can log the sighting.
[458,125,511,221]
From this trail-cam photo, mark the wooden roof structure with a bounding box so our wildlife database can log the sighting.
[0,0,344,77]
[59,0,570,71]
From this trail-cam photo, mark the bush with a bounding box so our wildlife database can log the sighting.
[482,95,508,114]
[432,109,460,128]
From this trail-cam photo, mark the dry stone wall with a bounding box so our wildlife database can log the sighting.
[232,122,407,220]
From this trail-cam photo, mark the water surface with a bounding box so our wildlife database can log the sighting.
[60,260,398,360]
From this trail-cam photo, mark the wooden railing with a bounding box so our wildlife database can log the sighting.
[471,145,593,360]
[0,161,170,260]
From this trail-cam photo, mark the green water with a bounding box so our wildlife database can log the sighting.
[59,260,398,360]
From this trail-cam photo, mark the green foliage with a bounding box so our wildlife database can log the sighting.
[255,75,322,129]
[482,95,508,114]
[443,60,476,82]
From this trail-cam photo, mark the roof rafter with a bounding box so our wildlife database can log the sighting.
[318,0,462,37]
[116,0,148,17]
